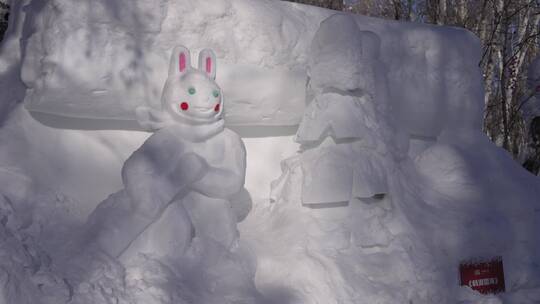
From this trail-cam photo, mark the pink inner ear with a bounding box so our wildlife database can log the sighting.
[179,53,186,72]
[206,57,212,74]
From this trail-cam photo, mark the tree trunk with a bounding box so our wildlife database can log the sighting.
[438,0,446,25]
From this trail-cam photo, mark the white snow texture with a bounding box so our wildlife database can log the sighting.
[20,0,483,137]
[86,45,246,261]
[0,0,539,304]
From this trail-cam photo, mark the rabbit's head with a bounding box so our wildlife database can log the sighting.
[161,46,223,124]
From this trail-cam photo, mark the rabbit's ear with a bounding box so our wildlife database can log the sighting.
[198,48,216,80]
[169,46,192,76]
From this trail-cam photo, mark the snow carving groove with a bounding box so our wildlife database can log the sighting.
[271,14,403,207]
[85,46,247,264]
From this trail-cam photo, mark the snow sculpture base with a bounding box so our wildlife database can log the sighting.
[1,1,540,303]
[119,197,192,264]
[182,192,239,249]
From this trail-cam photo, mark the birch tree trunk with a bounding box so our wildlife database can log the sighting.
[437,0,447,25]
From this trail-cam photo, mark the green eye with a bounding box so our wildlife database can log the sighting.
[188,87,196,95]
[213,90,220,98]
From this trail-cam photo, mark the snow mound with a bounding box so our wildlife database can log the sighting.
[258,13,540,304]
[1,0,539,303]
[63,238,259,304]
[0,168,75,304]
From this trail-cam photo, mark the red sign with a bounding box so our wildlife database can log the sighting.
[459,257,505,294]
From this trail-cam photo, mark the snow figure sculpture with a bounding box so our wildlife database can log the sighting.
[271,14,403,209]
[85,46,246,264]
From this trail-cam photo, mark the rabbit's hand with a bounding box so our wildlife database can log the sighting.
[135,106,174,131]
[170,152,209,188]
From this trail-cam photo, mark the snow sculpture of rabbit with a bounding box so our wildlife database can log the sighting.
[86,46,246,263]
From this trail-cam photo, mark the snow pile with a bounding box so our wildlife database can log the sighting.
[61,238,259,304]
[254,13,540,304]
[0,0,539,303]
[414,128,540,303]
[0,168,73,304]
[260,15,442,302]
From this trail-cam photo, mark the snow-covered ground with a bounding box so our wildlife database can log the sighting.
[0,0,539,303]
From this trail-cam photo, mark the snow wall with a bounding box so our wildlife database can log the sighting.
[21,0,483,138]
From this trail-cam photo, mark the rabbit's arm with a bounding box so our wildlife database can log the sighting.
[191,131,246,199]
[122,130,205,220]
[135,106,175,131]
[90,130,205,258]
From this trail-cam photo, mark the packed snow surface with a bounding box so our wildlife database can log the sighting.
[0,0,539,304]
